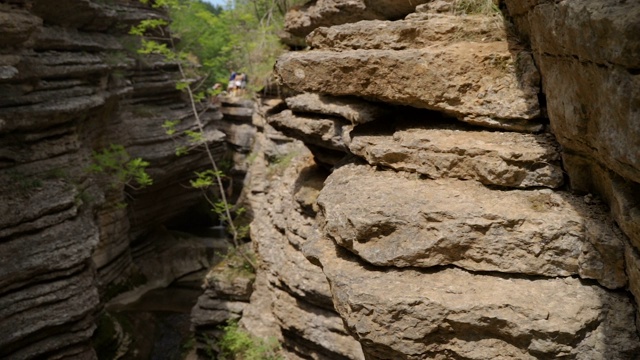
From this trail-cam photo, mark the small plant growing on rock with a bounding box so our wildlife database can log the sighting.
[130,0,256,270]
[88,144,153,190]
[217,321,283,360]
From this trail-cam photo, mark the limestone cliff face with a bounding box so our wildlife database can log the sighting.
[244,0,640,359]
[0,1,225,358]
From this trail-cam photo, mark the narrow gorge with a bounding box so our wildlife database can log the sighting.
[1,0,639,359]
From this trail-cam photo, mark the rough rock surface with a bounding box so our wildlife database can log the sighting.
[276,45,542,131]
[285,93,390,124]
[304,236,640,360]
[237,104,364,360]
[249,0,640,359]
[0,1,228,358]
[276,12,543,132]
[349,119,563,188]
[319,163,626,289]
[282,0,432,45]
[503,0,640,324]
[269,109,352,152]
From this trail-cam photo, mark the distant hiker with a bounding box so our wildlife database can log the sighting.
[227,70,237,92]
[241,73,248,90]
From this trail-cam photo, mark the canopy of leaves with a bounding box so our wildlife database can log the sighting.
[168,0,304,91]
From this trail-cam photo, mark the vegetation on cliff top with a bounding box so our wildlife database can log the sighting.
[163,0,305,91]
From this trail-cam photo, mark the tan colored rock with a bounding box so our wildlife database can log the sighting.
[540,57,640,184]
[349,120,563,188]
[318,163,626,289]
[284,0,381,40]
[275,44,542,131]
[307,15,506,51]
[506,0,640,69]
[268,110,351,152]
[220,105,254,120]
[304,236,640,360]
[283,0,431,41]
[562,154,640,251]
[285,93,390,124]
[273,288,365,360]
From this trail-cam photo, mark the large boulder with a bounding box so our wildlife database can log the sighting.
[318,163,626,289]
[304,236,640,360]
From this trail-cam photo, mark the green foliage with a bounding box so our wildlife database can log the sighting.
[267,151,298,177]
[167,0,291,90]
[190,169,224,189]
[88,144,153,189]
[162,119,181,135]
[184,129,205,144]
[217,321,283,360]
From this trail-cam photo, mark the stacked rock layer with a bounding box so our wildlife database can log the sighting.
[239,0,640,359]
[0,1,227,358]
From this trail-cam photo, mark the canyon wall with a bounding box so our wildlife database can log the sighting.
[1,0,639,359]
[0,1,227,358]
[240,0,640,359]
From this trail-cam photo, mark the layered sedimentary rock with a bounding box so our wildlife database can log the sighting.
[252,0,640,358]
[0,1,226,358]
[281,0,432,46]
[305,236,640,360]
[236,100,365,359]
[502,0,640,325]
[276,11,543,131]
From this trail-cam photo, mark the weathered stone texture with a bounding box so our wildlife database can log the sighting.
[269,110,352,152]
[276,44,541,131]
[503,0,640,341]
[349,119,563,188]
[262,1,640,359]
[307,14,507,51]
[285,93,390,124]
[0,1,228,358]
[319,163,626,289]
[304,236,640,360]
[282,0,431,45]
[238,125,364,360]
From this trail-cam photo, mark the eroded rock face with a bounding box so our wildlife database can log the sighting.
[253,0,640,358]
[319,163,626,289]
[285,93,390,124]
[282,0,432,45]
[276,45,541,131]
[237,116,364,360]
[503,0,640,325]
[304,236,640,360]
[0,0,228,358]
[276,12,543,132]
[349,119,563,188]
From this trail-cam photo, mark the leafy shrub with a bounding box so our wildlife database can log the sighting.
[218,321,283,360]
[88,144,152,190]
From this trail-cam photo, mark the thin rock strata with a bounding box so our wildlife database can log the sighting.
[256,0,640,359]
[276,9,543,132]
[0,1,227,358]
